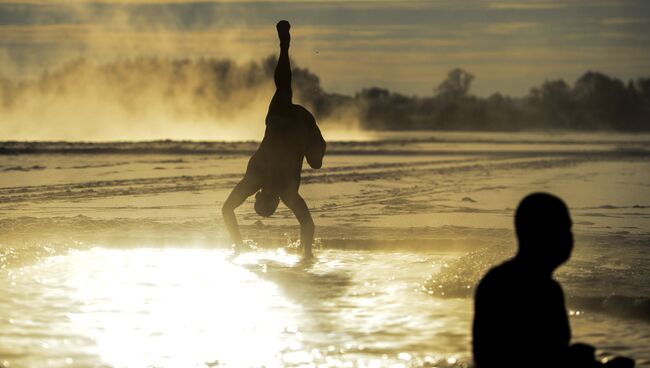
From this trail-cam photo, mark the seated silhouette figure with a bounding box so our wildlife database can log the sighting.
[472,193,635,368]
[222,20,326,260]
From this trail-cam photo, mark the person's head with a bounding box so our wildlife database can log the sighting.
[515,192,573,272]
[254,189,280,217]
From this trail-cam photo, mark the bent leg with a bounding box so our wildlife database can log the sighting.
[268,21,292,115]
[222,177,260,250]
[280,191,314,259]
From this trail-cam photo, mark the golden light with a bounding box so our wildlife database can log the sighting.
[60,248,303,367]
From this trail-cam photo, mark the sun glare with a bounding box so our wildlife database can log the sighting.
[61,248,301,368]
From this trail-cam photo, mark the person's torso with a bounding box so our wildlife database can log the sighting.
[473,262,571,368]
[260,113,306,157]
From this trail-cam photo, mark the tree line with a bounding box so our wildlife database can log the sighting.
[304,68,650,132]
[1,56,648,132]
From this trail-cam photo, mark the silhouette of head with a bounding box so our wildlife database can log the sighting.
[255,189,280,217]
[515,192,573,271]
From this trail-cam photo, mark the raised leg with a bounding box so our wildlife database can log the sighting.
[268,20,292,115]
[280,192,315,259]
[222,177,261,251]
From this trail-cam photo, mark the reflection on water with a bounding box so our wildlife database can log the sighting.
[1,248,469,368]
[67,249,301,368]
[3,247,647,367]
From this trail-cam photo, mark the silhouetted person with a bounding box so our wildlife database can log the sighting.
[472,193,634,368]
[222,20,326,260]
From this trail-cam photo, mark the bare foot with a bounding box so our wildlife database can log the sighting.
[276,20,290,45]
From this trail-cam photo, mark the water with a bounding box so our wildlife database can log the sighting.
[1,247,648,368]
[1,132,649,367]
[0,248,461,368]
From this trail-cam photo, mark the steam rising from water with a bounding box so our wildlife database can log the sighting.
[0,56,363,141]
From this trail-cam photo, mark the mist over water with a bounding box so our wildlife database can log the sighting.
[3,54,648,142]
[0,56,362,141]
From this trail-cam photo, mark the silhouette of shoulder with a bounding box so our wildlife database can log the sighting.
[473,259,570,368]
[478,259,562,292]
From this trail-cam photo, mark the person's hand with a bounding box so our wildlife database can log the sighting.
[603,357,635,368]
[566,343,596,366]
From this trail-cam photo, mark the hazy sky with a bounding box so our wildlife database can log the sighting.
[1,0,649,96]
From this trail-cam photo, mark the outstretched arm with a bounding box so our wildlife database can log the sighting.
[222,177,260,250]
[281,192,315,259]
